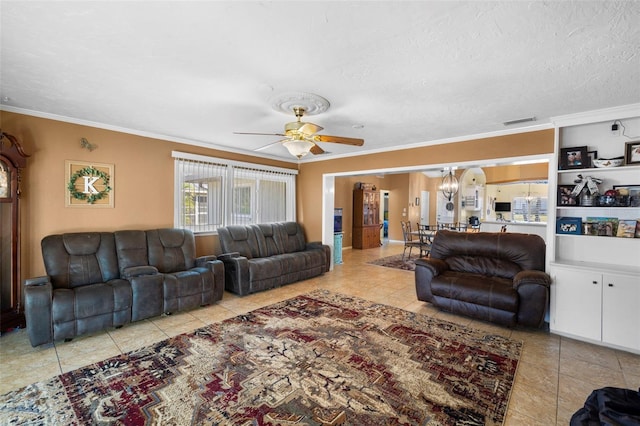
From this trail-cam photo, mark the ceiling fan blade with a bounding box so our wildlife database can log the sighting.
[310,144,325,155]
[234,132,286,137]
[313,135,364,146]
[254,140,286,151]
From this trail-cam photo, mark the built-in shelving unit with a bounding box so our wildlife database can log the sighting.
[548,104,640,354]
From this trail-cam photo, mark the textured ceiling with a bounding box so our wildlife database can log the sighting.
[1,1,639,162]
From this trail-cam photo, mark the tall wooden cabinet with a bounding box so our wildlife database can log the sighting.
[353,189,380,249]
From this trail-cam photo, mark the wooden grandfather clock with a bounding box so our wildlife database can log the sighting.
[0,131,29,333]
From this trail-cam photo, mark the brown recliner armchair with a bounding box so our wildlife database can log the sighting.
[414,230,551,328]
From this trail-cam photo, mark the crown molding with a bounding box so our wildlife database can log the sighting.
[550,103,640,127]
[0,105,299,164]
[299,123,554,164]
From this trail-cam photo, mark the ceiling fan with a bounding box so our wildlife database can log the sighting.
[234,106,364,159]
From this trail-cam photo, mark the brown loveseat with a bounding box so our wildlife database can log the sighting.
[414,230,550,327]
[217,222,330,296]
[23,228,224,347]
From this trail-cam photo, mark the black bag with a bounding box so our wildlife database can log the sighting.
[570,387,640,426]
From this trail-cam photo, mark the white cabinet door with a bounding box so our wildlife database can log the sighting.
[602,273,640,351]
[551,266,602,341]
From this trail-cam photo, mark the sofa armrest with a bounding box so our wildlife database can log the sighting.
[217,253,251,296]
[217,252,241,261]
[415,258,449,277]
[200,258,225,297]
[122,266,159,279]
[513,270,551,289]
[195,255,218,266]
[414,258,449,303]
[513,270,551,327]
[23,277,53,347]
[306,242,331,272]
[25,276,51,286]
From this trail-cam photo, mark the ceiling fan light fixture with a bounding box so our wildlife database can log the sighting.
[283,139,314,159]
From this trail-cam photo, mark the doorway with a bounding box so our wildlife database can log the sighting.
[380,190,390,244]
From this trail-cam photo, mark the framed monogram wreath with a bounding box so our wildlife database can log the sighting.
[65,160,114,207]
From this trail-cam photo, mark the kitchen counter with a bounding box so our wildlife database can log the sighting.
[481,221,548,241]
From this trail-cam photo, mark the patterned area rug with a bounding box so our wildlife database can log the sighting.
[0,290,521,425]
[368,253,423,271]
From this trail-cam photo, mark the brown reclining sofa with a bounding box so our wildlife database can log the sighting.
[414,230,551,327]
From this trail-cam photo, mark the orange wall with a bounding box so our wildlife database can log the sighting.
[484,163,549,183]
[335,174,412,246]
[1,109,553,284]
[1,111,296,279]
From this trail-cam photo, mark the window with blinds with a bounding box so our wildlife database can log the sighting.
[173,152,297,233]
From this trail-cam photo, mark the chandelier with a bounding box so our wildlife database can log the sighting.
[441,168,459,201]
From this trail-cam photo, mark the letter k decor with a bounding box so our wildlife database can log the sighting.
[65,160,114,208]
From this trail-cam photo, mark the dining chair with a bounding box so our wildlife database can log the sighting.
[417,226,433,257]
[401,221,425,261]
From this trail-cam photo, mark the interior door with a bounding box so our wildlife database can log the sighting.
[420,190,430,225]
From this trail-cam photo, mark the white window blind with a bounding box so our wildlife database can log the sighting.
[173,151,297,233]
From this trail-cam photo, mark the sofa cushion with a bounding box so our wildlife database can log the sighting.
[248,257,283,281]
[42,233,121,289]
[218,225,261,259]
[51,279,132,341]
[430,272,518,312]
[278,222,306,253]
[147,228,196,273]
[446,255,521,280]
[252,224,284,257]
[290,249,327,270]
[114,230,149,274]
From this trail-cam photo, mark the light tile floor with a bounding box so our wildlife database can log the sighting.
[1,242,638,425]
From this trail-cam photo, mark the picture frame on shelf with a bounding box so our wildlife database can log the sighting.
[586,217,619,237]
[586,150,597,168]
[625,141,640,165]
[616,220,637,238]
[558,184,579,206]
[559,146,588,170]
[612,185,640,207]
[556,217,582,235]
